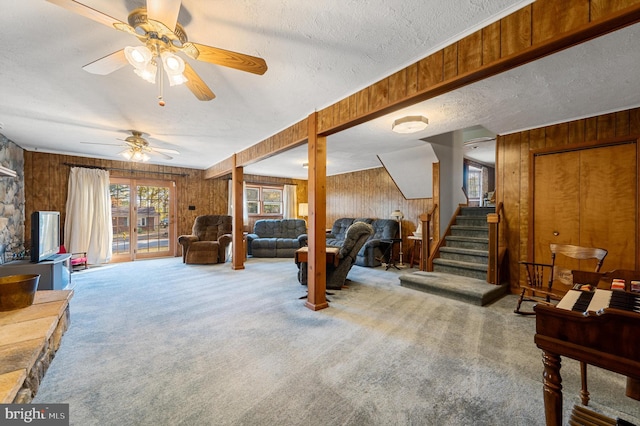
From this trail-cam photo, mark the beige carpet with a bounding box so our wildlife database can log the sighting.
[33,257,639,425]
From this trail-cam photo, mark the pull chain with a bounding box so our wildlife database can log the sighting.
[157,57,165,107]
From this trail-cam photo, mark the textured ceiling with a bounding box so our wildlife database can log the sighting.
[1,1,639,180]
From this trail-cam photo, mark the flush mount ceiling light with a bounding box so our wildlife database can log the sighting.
[392,116,429,134]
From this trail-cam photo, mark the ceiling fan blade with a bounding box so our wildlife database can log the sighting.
[82,50,128,75]
[148,149,174,160]
[46,0,126,29]
[184,42,268,75]
[147,0,182,31]
[81,141,126,147]
[151,147,180,155]
[183,63,216,101]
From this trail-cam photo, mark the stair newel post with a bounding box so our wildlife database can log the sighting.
[419,212,431,271]
[487,212,500,284]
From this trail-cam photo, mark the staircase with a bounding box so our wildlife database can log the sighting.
[432,206,493,280]
[399,206,508,306]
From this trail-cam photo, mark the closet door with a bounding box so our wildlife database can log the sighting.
[533,151,580,264]
[532,141,638,279]
[580,142,637,270]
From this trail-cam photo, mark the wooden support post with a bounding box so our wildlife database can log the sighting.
[232,155,245,270]
[305,112,329,311]
[419,212,430,271]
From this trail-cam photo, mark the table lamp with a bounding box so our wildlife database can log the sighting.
[390,210,406,267]
[298,203,308,222]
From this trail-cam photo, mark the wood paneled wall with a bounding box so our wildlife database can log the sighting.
[326,167,434,245]
[497,107,640,292]
[24,152,229,251]
[205,0,640,176]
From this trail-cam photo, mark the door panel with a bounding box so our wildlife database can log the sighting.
[110,178,176,262]
[532,141,638,285]
[534,151,580,264]
[580,143,637,270]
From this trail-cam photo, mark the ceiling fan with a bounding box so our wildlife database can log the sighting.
[46,0,268,103]
[82,130,180,162]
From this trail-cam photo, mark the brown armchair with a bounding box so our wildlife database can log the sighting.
[178,215,232,264]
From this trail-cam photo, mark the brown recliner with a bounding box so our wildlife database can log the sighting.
[178,215,232,264]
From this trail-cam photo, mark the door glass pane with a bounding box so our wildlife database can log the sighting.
[110,184,131,255]
[136,185,170,254]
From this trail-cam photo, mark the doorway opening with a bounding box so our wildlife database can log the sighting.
[110,177,176,262]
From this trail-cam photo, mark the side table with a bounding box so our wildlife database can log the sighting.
[408,236,422,268]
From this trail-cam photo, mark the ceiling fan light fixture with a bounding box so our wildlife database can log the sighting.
[161,51,188,86]
[133,61,158,84]
[124,45,152,69]
[392,115,429,134]
[121,147,150,163]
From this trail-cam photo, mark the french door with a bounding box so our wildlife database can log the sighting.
[110,178,176,262]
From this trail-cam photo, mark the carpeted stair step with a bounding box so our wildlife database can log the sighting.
[444,235,489,250]
[450,225,489,239]
[455,215,491,227]
[459,206,495,217]
[432,258,487,280]
[399,270,508,306]
[439,247,488,265]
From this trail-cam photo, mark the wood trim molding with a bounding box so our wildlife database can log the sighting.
[204,1,640,176]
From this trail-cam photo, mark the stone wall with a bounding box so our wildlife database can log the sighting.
[0,133,25,261]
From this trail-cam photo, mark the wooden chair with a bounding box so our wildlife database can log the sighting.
[516,244,608,407]
[58,245,88,271]
[514,244,608,315]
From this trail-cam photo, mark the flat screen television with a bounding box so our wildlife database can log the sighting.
[31,211,61,263]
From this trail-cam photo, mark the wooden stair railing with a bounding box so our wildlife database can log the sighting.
[418,204,437,271]
[426,203,466,271]
[487,202,504,285]
[461,186,469,206]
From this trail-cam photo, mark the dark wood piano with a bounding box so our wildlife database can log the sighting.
[534,287,640,426]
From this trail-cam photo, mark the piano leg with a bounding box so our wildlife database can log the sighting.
[542,350,563,426]
[580,361,590,406]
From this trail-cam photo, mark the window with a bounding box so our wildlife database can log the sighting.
[246,185,283,216]
[467,166,482,202]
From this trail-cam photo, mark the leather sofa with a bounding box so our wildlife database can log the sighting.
[326,217,399,267]
[247,219,308,258]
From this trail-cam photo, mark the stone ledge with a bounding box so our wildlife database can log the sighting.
[0,290,72,403]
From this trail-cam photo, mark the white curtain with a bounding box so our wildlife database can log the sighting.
[283,184,297,219]
[64,167,113,265]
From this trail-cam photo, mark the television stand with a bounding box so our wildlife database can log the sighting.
[0,253,71,290]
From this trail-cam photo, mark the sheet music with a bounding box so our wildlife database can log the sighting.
[586,289,613,312]
[557,290,582,310]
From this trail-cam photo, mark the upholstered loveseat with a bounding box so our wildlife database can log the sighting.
[247,219,308,258]
[326,217,399,267]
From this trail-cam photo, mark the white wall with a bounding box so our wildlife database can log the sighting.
[423,130,466,236]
